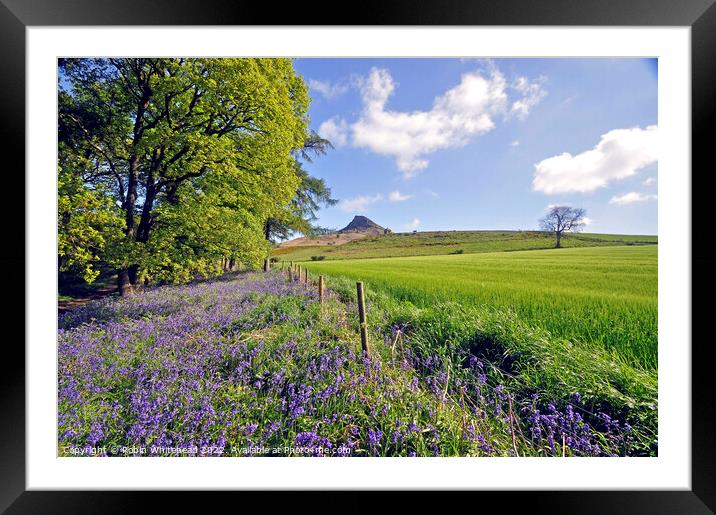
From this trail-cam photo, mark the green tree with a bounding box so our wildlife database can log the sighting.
[59,58,309,294]
[263,131,337,243]
[263,162,338,243]
[57,164,124,283]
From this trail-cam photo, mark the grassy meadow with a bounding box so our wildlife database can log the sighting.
[302,246,657,369]
[273,230,657,262]
[297,243,659,453]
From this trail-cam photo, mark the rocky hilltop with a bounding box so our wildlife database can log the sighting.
[339,215,385,233]
[277,215,389,248]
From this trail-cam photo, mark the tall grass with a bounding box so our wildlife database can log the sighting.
[303,246,657,369]
[322,274,657,454]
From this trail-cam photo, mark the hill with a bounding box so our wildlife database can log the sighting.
[338,215,385,234]
[272,229,657,262]
[276,215,388,249]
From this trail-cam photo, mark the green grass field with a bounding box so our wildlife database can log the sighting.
[303,245,657,370]
[273,230,657,262]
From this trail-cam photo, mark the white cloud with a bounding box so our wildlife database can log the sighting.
[609,192,658,205]
[308,79,349,99]
[318,117,349,147]
[510,76,547,120]
[643,176,656,186]
[388,191,412,202]
[561,94,578,107]
[511,140,520,147]
[582,216,593,226]
[424,189,439,198]
[336,190,415,212]
[533,125,659,194]
[405,218,421,230]
[350,66,545,178]
[338,194,383,213]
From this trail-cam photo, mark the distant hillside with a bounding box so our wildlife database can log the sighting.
[276,215,388,249]
[339,215,385,234]
[272,230,657,262]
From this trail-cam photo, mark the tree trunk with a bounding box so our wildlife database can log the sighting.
[229,258,235,271]
[131,150,162,287]
[119,77,152,295]
[125,153,139,233]
[118,269,133,296]
[128,264,140,285]
[555,231,562,248]
[136,156,157,245]
[136,202,153,243]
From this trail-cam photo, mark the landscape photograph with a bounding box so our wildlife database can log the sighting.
[57,57,658,458]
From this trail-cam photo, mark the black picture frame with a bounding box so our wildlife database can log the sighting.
[2,1,714,512]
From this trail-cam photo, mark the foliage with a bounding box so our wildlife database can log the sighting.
[264,161,337,243]
[59,58,310,287]
[264,129,337,242]
[57,163,124,283]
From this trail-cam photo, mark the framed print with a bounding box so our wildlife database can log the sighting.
[3,0,715,512]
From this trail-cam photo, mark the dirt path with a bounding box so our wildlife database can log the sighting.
[58,285,118,315]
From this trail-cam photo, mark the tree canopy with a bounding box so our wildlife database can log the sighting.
[263,131,337,243]
[59,58,315,293]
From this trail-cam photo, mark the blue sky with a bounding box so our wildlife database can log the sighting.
[292,58,658,235]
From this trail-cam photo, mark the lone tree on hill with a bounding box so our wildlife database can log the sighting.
[539,205,587,248]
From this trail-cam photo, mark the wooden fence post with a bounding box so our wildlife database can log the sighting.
[303,267,308,284]
[287,266,292,282]
[356,281,370,358]
[264,258,270,272]
[318,275,324,304]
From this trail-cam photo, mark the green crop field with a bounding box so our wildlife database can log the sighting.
[273,230,657,262]
[303,245,658,370]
